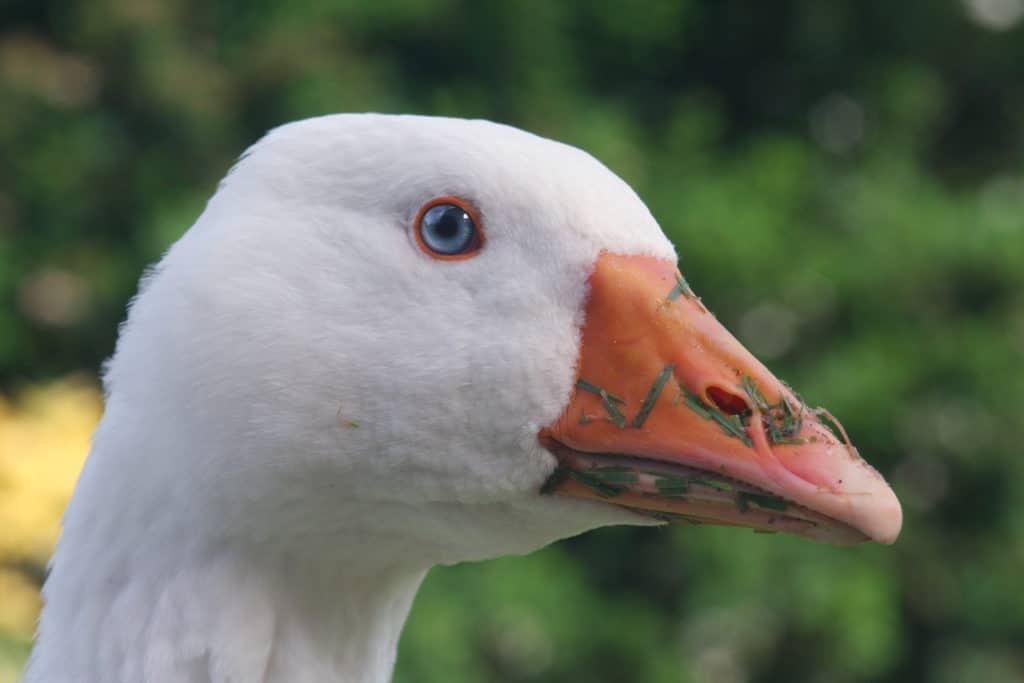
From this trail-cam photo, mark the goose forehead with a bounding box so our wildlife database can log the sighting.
[231,113,675,259]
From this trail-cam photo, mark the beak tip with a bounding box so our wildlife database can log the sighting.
[853,481,903,545]
[785,442,904,545]
[873,493,904,545]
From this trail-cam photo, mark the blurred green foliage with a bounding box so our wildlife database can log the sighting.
[2,0,1023,681]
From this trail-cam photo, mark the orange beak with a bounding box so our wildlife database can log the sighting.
[540,253,902,545]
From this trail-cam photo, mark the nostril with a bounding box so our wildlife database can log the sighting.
[706,386,749,416]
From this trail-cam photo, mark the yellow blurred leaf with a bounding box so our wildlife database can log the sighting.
[0,377,101,565]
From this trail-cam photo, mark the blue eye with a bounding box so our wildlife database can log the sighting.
[415,199,483,259]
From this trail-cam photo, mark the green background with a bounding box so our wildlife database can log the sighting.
[2,1,1023,681]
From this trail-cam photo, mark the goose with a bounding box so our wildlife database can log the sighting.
[23,113,902,683]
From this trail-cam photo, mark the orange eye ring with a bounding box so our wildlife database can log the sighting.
[413,196,485,260]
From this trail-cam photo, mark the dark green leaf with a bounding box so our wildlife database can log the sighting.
[667,273,695,301]
[741,375,770,412]
[708,410,754,446]
[655,476,690,495]
[587,466,638,484]
[682,388,713,419]
[736,492,788,512]
[569,471,622,497]
[695,478,734,491]
[631,363,675,428]
[682,387,753,447]
[601,395,627,428]
[575,379,625,403]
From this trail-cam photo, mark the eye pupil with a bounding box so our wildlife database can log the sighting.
[419,202,479,256]
[435,212,461,238]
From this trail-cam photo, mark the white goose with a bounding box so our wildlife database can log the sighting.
[23,114,902,683]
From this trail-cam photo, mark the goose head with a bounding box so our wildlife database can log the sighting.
[92,114,900,568]
[30,114,901,681]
